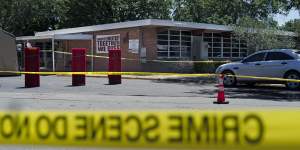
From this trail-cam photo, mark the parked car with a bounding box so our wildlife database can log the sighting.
[215,49,300,90]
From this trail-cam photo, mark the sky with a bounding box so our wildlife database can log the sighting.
[274,9,300,26]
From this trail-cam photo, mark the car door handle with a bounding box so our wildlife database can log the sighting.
[281,62,287,65]
[255,63,261,66]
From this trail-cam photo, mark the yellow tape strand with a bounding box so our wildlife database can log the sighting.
[54,51,229,63]
[0,110,299,150]
[1,70,300,83]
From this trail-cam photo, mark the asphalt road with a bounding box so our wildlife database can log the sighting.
[0,75,300,111]
[0,75,300,150]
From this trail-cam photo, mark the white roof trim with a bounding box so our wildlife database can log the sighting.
[35,20,152,36]
[16,34,93,41]
[31,19,297,37]
[16,35,53,41]
[54,34,93,40]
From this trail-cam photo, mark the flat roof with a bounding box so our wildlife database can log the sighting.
[16,34,93,41]
[20,19,296,37]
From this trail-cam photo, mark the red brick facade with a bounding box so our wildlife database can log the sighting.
[58,27,158,72]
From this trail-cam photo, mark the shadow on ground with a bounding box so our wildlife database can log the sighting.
[153,77,216,85]
[187,84,300,102]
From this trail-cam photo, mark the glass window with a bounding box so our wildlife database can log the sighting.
[157,35,168,40]
[170,36,180,40]
[243,52,266,63]
[266,52,294,61]
[170,30,180,35]
[157,30,191,59]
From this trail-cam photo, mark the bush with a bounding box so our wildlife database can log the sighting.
[193,61,229,73]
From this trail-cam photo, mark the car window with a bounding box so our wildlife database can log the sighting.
[243,52,266,63]
[294,51,300,57]
[266,52,294,61]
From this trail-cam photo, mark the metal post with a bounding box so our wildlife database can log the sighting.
[52,36,55,72]
[91,37,94,72]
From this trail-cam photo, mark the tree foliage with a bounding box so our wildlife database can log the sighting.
[172,0,291,25]
[283,19,300,32]
[233,16,296,52]
[0,0,299,36]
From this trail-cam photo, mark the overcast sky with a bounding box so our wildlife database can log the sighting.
[274,9,300,26]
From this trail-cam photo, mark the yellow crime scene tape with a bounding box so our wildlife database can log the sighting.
[54,51,229,63]
[0,110,299,149]
[1,70,300,83]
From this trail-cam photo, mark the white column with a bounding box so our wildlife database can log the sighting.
[52,36,55,72]
[91,37,94,72]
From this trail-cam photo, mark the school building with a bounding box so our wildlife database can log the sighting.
[16,19,298,72]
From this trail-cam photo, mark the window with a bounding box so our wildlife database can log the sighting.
[157,29,192,59]
[243,52,266,63]
[266,52,294,61]
[204,33,248,58]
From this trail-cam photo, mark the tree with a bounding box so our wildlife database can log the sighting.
[283,19,300,32]
[233,16,296,53]
[282,19,300,49]
[60,0,115,28]
[113,0,172,22]
[0,0,65,36]
[172,0,290,25]
[60,0,172,28]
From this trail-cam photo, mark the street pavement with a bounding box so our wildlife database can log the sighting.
[0,75,300,150]
[0,75,300,111]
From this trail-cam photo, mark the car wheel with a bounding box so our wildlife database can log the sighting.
[284,71,300,90]
[222,70,237,87]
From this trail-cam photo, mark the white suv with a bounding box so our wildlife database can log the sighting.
[216,49,300,90]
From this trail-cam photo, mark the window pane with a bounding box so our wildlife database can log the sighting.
[157,35,168,40]
[213,53,221,57]
[170,36,180,40]
[181,47,191,51]
[266,52,294,61]
[170,47,180,52]
[232,53,239,57]
[181,51,191,57]
[213,33,222,37]
[170,30,180,35]
[213,43,221,47]
[203,38,212,42]
[157,52,168,57]
[182,31,191,36]
[170,52,180,57]
[181,36,191,41]
[170,41,180,45]
[181,41,191,46]
[204,33,212,37]
[157,45,168,51]
[213,38,221,42]
[223,48,230,53]
[243,52,266,62]
[158,30,168,34]
[223,43,231,47]
[157,41,168,45]
[223,53,230,57]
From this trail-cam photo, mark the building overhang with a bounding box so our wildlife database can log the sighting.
[16,34,93,41]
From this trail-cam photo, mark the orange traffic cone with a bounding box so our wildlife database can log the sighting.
[214,74,229,104]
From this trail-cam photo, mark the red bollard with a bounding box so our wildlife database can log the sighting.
[108,48,121,85]
[24,47,40,88]
[72,48,86,86]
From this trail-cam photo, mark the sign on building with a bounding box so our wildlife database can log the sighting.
[128,39,139,53]
[96,35,120,53]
